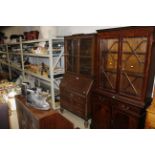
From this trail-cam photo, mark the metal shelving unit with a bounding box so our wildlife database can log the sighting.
[0,38,64,110]
[0,43,11,78]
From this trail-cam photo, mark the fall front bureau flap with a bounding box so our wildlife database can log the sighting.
[60,73,94,96]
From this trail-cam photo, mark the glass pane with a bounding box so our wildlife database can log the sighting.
[67,39,78,56]
[80,57,91,75]
[122,54,145,73]
[122,37,147,53]
[99,39,119,91]
[120,74,143,96]
[120,37,148,97]
[100,72,117,90]
[66,56,78,73]
[66,39,78,72]
[80,38,92,56]
[80,38,93,75]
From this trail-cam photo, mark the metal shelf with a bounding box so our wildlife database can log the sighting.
[25,70,51,82]
[54,69,64,75]
[0,51,7,54]
[0,38,64,110]
[22,39,49,44]
[23,53,50,58]
[8,52,21,55]
[10,63,22,71]
[7,42,21,45]
[0,60,9,66]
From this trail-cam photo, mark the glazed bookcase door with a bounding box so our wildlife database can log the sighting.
[119,37,148,99]
[79,37,93,76]
[65,39,78,73]
[99,38,119,92]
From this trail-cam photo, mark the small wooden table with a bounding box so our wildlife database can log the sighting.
[15,95,74,129]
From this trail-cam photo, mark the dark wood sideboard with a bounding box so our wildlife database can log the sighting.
[15,95,74,129]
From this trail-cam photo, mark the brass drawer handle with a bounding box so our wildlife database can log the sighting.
[121,105,130,111]
[83,91,86,94]
[76,77,79,80]
[112,96,116,99]
[98,96,106,102]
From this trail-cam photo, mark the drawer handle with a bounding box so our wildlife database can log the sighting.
[121,105,130,111]
[83,91,86,94]
[76,77,79,80]
[112,96,116,99]
[98,96,106,101]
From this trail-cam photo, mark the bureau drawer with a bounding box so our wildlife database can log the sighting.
[61,100,86,118]
[113,101,142,116]
[92,93,110,105]
[61,90,85,104]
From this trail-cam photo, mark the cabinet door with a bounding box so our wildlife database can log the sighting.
[79,37,94,76]
[119,37,148,99]
[112,107,139,129]
[65,39,78,73]
[92,94,111,129]
[99,38,119,92]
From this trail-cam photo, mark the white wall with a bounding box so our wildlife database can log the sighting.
[1,26,57,41]
[1,26,120,40]
[1,26,39,38]
[56,26,119,36]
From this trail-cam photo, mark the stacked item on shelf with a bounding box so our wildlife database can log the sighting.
[0,44,8,63]
[24,31,39,41]
[23,42,49,55]
[24,62,49,78]
[0,38,64,110]
[21,82,51,111]
[0,32,7,44]
[0,80,21,110]
[10,34,24,43]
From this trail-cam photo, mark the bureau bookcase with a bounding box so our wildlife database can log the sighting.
[60,34,96,127]
[91,27,155,129]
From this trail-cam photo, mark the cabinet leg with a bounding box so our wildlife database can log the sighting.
[60,108,64,113]
[84,121,89,128]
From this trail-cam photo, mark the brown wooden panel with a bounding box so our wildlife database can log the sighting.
[15,95,74,129]
[60,73,93,121]
[112,107,140,129]
[91,94,111,129]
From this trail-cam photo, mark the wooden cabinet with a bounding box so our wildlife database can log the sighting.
[112,104,141,129]
[91,93,145,129]
[15,95,74,129]
[64,34,96,77]
[60,34,96,127]
[60,73,93,127]
[91,27,155,129]
[91,94,111,129]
